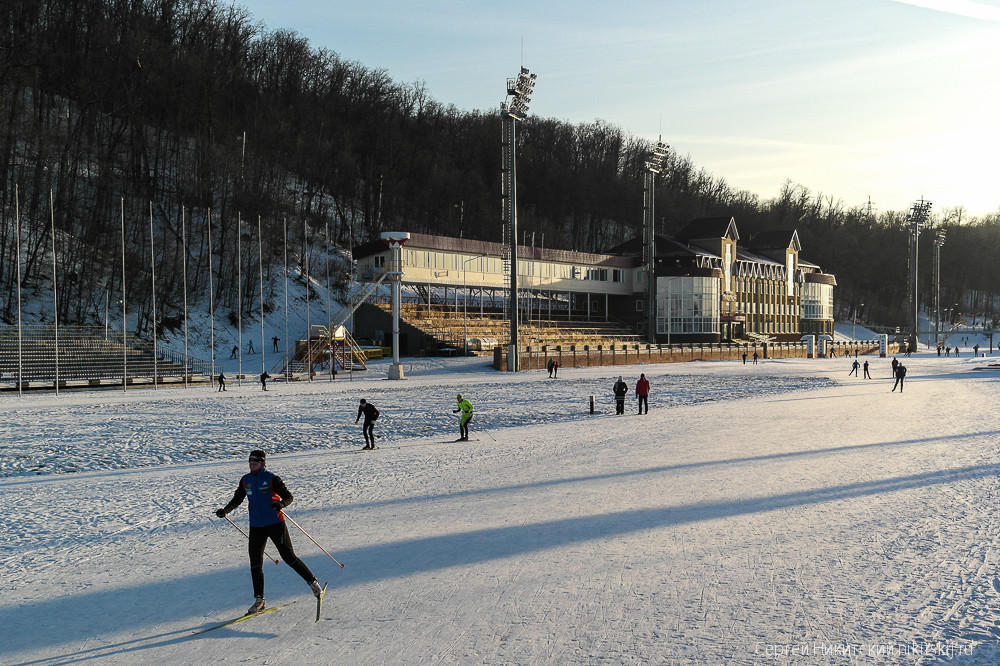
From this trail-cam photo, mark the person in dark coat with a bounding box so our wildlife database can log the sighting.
[260,371,270,391]
[215,449,322,614]
[613,376,628,415]
[218,371,226,392]
[863,360,871,379]
[892,364,907,392]
[355,398,380,449]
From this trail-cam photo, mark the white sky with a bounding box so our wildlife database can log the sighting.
[235,0,1000,217]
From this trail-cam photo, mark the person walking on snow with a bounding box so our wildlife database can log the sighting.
[217,371,226,392]
[892,363,907,392]
[355,398,380,450]
[214,449,322,615]
[849,360,860,376]
[613,376,628,415]
[259,371,270,391]
[891,357,898,378]
[454,394,474,441]
[635,373,650,414]
[863,360,871,379]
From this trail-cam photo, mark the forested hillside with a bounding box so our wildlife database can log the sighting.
[3,0,1000,336]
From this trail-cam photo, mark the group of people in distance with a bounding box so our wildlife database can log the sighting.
[613,373,650,415]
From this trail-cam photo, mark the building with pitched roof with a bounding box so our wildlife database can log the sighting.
[351,218,834,352]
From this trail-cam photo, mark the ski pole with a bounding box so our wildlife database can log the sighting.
[224,514,279,565]
[283,512,346,569]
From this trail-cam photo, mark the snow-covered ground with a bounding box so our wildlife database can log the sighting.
[4,351,1000,664]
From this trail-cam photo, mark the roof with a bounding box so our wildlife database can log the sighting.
[674,217,739,243]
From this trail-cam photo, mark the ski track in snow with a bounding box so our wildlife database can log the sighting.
[4,355,1000,664]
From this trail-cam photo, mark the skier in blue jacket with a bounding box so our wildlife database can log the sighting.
[216,449,322,614]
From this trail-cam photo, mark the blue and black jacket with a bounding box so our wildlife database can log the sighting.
[221,468,293,527]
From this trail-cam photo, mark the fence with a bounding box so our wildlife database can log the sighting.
[494,340,895,372]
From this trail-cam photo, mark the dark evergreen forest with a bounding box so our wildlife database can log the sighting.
[3,0,1000,337]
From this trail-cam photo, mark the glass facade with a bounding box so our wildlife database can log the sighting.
[801,282,833,320]
[656,276,720,336]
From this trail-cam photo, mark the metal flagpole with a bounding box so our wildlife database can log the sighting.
[50,190,59,395]
[149,202,158,389]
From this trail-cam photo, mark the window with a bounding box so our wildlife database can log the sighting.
[612,269,623,283]
[374,255,386,268]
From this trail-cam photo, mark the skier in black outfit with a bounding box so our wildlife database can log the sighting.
[613,376,628,415]
[356,398,380,449]
[892,364,907,392]
[217,371,226,392]
[215,449,322,614]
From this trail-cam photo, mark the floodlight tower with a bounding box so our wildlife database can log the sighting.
[908,198,932,348]
[933,228,946,350]
[643,139,669,341]
[500,66,537,372]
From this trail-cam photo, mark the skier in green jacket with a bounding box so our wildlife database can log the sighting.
[454,394,474,441]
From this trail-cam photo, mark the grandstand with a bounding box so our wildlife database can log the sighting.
[0,325,215,391]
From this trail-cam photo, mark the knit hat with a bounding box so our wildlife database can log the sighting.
[457,394,463,400]
[248,449,266,463]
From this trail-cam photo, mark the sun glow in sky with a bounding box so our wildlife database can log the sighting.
[237,0,1000,217]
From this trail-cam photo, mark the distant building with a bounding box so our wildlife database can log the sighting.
[351,217,835,347]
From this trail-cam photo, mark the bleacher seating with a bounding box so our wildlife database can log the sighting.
[0,325,215,389]
[379,304,644,353]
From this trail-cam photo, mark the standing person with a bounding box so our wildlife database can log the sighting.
[552,360,559,378]
[260,371,270,391]
[742,351,747,365]
[635,373,650,414]
[230,345,239,360]
[218,371,226,392]
[214,450,323,614]
[863,360,871,379]
[892,363,907,392]
[454,393,474,441]
[546,358,554,378]
[247,340,256,355]
[272,336,280,353]
[849,360,860,376]
[752,351,759,365]
[355,398,380,450]
[613,376,628,415]
[891,357,899,378]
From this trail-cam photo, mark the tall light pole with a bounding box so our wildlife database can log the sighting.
[907,198,932,350]
[643,139,669,341]
[501,66,536,372]
[933,229,946,351]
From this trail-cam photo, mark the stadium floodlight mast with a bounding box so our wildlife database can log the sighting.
[908,198,932,348]
[500,66,537,371]
[643,139,669,342]
[933,228,946,351]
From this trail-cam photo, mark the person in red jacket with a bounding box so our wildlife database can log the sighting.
[635,373,650,414]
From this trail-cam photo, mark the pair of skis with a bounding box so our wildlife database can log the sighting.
[193,583,327,634]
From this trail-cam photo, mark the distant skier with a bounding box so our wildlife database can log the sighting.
[260,371,270,391]
[892,363,907,392]
[552,360,559,378]
[891,357,898,378]
[547,358,555,378]
[613,376,628,415]
[863,360,871,379]
[635,373,650,414]
[752,351,759,365]
[217,371,226,392]
[273,336,280,353]
[849,360,859,376]
[247,340,256,355]
[454,393,474,441]
[355,398,380,450]
[214,449,323,615]
[230,345,239,359]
